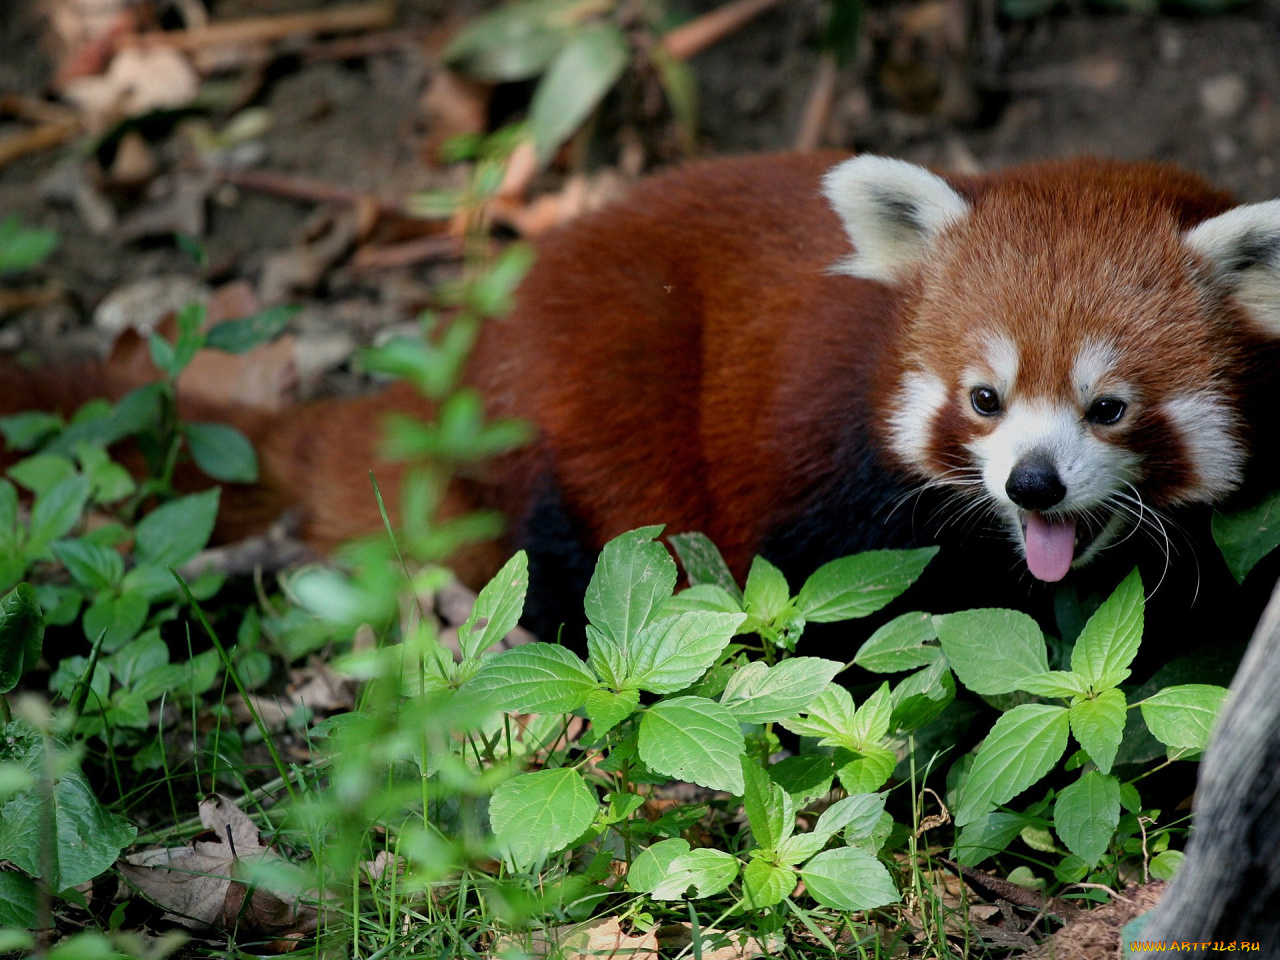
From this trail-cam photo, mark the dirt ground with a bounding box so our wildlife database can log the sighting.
[3,0,1280,378]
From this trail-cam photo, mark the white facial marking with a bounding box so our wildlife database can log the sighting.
[888,371,948,470]
[823,155,971,283]
[1161,392,1245,501]
[967,400,1141,514]
[964,333,1020,396]
[1071,339,1123,404]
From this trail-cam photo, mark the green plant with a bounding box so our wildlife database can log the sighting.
[0,215,59,276]
[851,568,1226,888]
[443,0,697,164]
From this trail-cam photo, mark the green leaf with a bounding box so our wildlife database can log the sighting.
[586,625,626,690]
[799,847,899,911]
[82,593,148,652]
[648,848,739,900]
[835,745,896,794]
[743,556,790,625]
[769,754,835,804]
[638,696,745,794]
[0,411,63,451]
[668,532,742,602]
[741,858,794,909]
[0,871,37,928]
[1070,568,1143,690]
[815,793,887,843]
[0,215,59,274]
[954,811,1029,866]
[584,526,676,672]
[778,683,856,748]
[1139,684,1228,750]
[489,767,597,871]
[1069,688,1127,774]
[148,332,175,375]
[849,682,892,746]
[8,453,75,496]
[1149,849,1185,881]
[651,46,697,147]
[629,838,690,892]
[108,632,169,687]
[889,660,955,732]
[444,0,596,81]
[822,0,863,64]
[775,831,829,867]
[1017,671,1090,698]
[954,703,1070,826]
[795,547,937,623]
[742,758,793,854]
[183,423,258,483]
[855,611,941,672]
[529,24,630,164]
[171,301,206,375]
[133,488,220,568]
[458,551,529,659]
[627,611,744,693]
[585,688,639,736]
[52,540,123,592]
[26,474,90,556]
[1213,487,1280,582]
[936,608,1048,695]
[204,305,296,353]
[462,642,596,714]
[0,584,44,694]
[0,773,136,889]
[660,583,743,617]
[468,243,536,317]
[721,657,844,724]
[1053,771,1120,868]
[80,447,135,504]
[34,583,80,626]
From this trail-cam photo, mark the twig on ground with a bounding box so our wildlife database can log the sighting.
[0,120,80,169]
[178,514,315,580]
[661,0,787,62]
[350,235,463,270]
[118,1,396,53]
[219,169,404,218]
[794,52,839,151]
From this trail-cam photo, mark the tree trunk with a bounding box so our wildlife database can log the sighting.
[1141,579,1280,958]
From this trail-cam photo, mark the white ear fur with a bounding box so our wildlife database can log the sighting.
[822,155,971,283]
[1184,199,1280,335]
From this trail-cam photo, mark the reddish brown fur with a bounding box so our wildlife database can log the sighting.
[0,153,1265,594]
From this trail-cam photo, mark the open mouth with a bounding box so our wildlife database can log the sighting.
[1019,511,1106,583]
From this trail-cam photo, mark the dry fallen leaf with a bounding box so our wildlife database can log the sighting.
[101,280,298,413]
[119,794,318,938]
[62,45,200,130]
[494,917,660,960]
[656,923,774,960]
[258,205,365,303]
[288,658,359,713]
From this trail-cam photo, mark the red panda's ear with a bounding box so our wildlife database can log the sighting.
[822,155,971,283]
[1184,200,1280,335]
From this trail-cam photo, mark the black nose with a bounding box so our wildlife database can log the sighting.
[1006,455,1066,511]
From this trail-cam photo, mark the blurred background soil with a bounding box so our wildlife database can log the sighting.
[2,0,1279,392]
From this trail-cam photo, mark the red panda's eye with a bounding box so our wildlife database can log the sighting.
[1086,397,1127,425]
[971,386,1002,416]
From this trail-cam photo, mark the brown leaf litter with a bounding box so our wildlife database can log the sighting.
[118,794,318,944]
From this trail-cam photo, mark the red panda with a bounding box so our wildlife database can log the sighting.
[7,152,1280,638]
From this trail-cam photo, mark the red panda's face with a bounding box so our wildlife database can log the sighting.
[823,156,1280,582]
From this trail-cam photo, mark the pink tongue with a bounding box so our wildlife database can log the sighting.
[1023,513,1077,582]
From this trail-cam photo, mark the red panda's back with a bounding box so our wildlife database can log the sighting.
[474,151,904,571]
